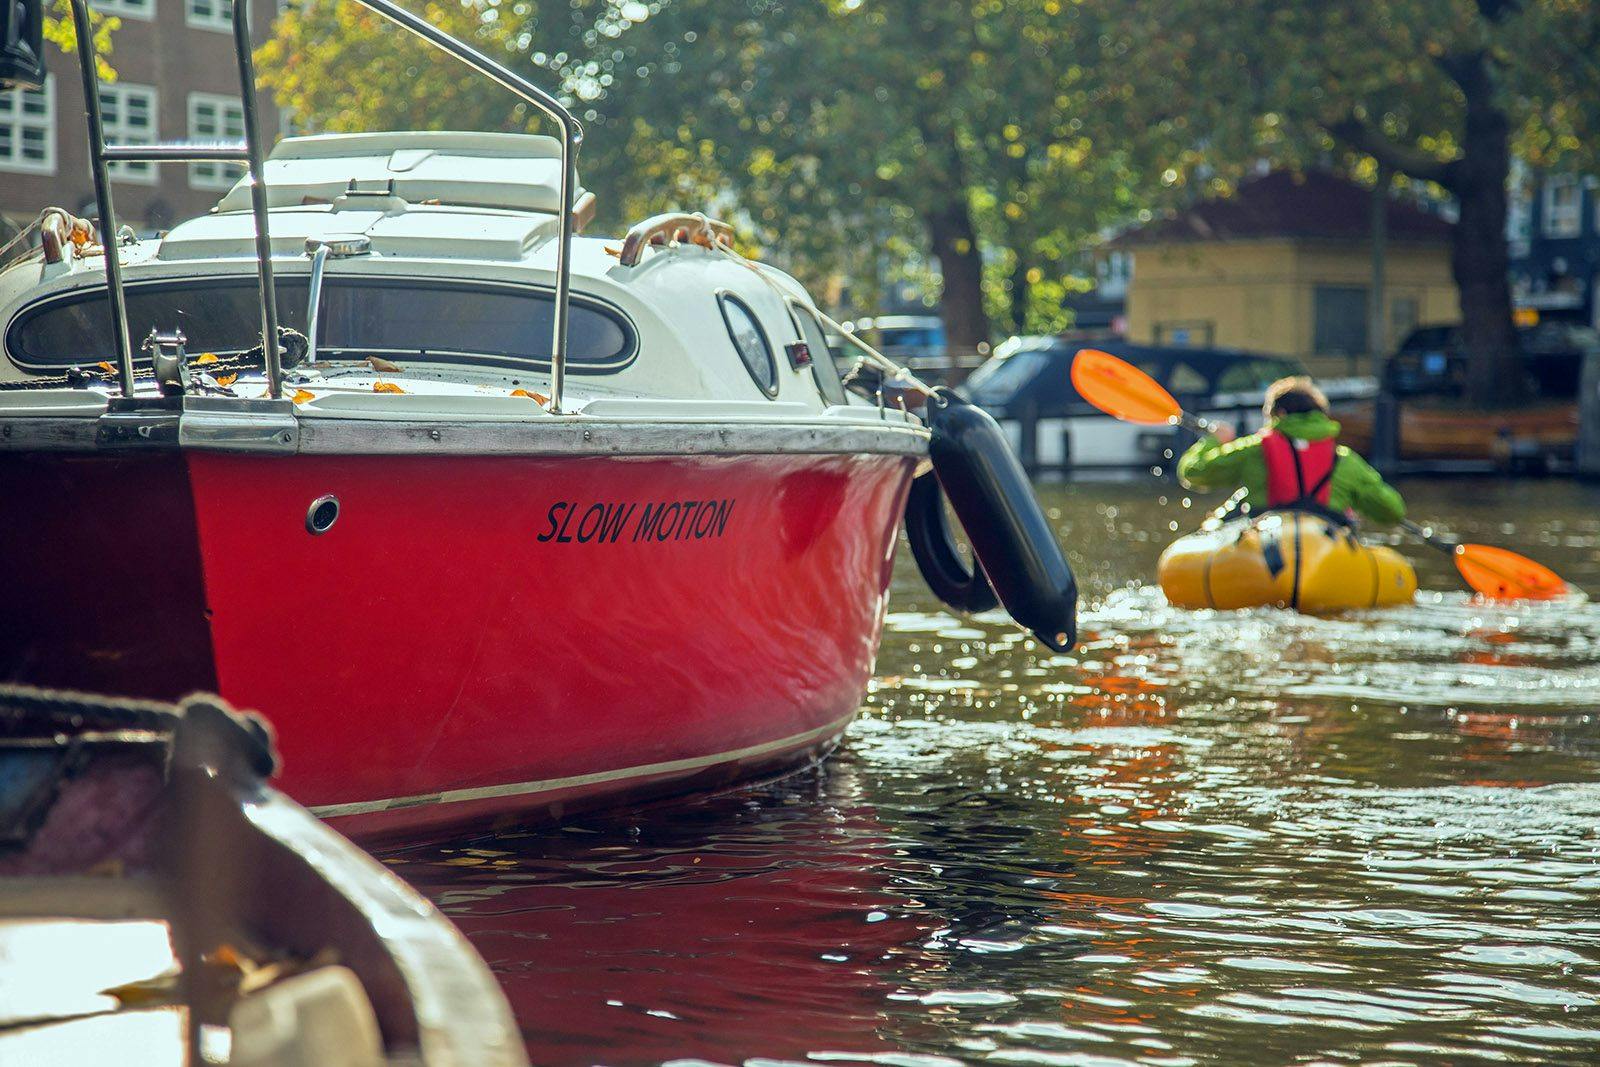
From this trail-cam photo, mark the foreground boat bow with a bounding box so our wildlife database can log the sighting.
[0,686,526,1065]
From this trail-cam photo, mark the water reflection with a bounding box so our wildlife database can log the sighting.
[385,477,1600,1066]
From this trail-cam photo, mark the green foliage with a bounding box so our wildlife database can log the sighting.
[260,0,1158,338]
[45,0,119,82]
[259,0,1596,364]
[1084,0,1600,404]
[1087,0,1600,191]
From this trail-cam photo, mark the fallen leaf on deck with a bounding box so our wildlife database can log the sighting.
[373,381,406,394]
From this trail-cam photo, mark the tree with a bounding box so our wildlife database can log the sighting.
[603,1,1168,347]
[43,0,118,79]
[262,0,1160,352]
[1090,0,1600,407]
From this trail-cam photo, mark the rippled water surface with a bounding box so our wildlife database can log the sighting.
[383,477,1600,1066]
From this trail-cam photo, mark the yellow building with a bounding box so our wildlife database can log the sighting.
[1111,171,1459,376]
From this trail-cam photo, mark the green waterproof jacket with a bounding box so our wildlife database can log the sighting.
[1175,410,1406,525]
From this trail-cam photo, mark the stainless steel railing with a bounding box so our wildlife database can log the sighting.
[352,0,583,413]
[70,0,280,397]
[68,0,583,411]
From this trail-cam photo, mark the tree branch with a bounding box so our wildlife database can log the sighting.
[1323,115,1459,189]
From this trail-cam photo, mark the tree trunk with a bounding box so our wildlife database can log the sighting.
[1327,49,1524,409]
[927,197,990,362]
[1450,59,1524,408]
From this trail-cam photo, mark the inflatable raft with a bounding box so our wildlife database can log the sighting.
[1159,509,1417,613]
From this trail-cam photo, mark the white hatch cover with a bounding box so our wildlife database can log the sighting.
[156,206,559,262]
[213,131,583,216]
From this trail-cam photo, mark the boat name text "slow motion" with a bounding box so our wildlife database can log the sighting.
[537,499,736,544]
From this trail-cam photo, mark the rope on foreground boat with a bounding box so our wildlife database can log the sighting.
[0,683,278,778]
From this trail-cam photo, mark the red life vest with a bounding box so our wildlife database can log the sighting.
[1261,428,1335,507]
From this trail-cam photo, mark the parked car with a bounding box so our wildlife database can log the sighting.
[858,314,947,364]
[1385,321,1600,400]
[842,314,996,386]
[962,336,1374,471]
[1337,321,1599,469]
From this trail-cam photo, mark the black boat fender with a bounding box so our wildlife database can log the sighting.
[917,389,1078,651]
[905,472,1001,614]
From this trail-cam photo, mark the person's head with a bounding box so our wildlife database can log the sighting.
[1263,375,1329,421]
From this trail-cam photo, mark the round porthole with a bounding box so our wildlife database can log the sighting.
[718,293,778,398]
[306,494,340,535]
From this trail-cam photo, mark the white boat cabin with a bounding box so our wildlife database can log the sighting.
[0,131,879,421]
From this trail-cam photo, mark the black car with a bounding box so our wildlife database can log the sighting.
[963,337,1310,416]
[1386,322,1600,400]
[960,337,1346,470]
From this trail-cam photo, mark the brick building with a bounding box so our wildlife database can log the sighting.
[0,0,280,238]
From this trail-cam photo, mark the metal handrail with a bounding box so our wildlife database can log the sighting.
[69,0,282,398]
[351,0,583,414]
[233,0,282,399]
[66,0,583,411]
[68,0,132,396]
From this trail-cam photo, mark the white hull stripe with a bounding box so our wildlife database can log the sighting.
[309,713,855,820]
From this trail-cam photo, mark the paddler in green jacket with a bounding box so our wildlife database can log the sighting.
[1176,376,1406,525]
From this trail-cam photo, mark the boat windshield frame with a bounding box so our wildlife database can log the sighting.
[7,274,639,377]
[62,0,584,411]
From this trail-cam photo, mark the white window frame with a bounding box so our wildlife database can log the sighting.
[100,83,160,185]
[1542,175,1581,239]
[94,0,156,20]
[187,92,245,190]
[186,0,232,32]
[0,77,56,175]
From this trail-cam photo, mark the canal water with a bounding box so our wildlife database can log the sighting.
[381,477,1600,1066]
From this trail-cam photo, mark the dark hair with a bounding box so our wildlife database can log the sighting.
[1263,376,1329,420]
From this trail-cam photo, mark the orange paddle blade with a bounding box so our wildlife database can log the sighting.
[1071,348,1182,425]
[1454,543,1567,601]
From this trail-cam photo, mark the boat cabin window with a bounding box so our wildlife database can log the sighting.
[788,301,848,406]
[6,277,635,373]
[717,292,778,398]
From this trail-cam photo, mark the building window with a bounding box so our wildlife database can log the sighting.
[1312,286,1369,356]
[186,0,232,31]
[100,84,159,185]
[1096,250,1132,298]
[1506,182,1532,254]
[1542,175,1581,239]
[187,93,245,190]
[0,78,54,174]
[96,0,155,19]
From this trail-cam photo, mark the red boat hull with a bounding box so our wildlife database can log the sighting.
[2,449,914,837]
